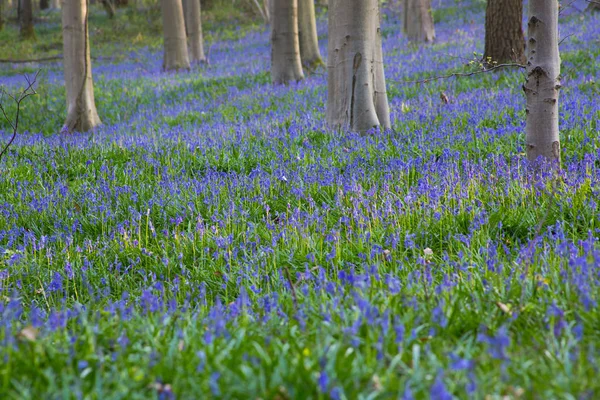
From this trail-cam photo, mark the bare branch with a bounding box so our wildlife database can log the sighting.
[0,71,39,163]
[396,62,526,85]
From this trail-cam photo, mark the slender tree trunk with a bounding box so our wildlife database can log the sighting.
[403,0,435,43]
[20,0,35,39]
[587,1,600,11]
[327,0,390,132]
[483,0,525,65]
[161,0,190,71]
[51,0,61,8]
[0,0,4,31]
[271,0,304,84]
[524,0,560,163]
[62,0,102,132]
[41,0,49,9]
[297,0,323,70]
[182,0,206,63]
[100,0,115,17]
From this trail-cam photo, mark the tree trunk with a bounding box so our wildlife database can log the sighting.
[403,0,434,43]
[182,0,206,63]
[100,0,115,18]
[297,0,323,70]
[0,0,4,31]
[271,0,304,84]
[20,0,35,39]
[524,0,560,163]
[317,0,326,6]
[40,0,49,9]
[161,0,190,71]
[327,0,390,132]
[483,0,525,65]
[51,0,61,8]
[62,0,102,132]
[587,1,600,11]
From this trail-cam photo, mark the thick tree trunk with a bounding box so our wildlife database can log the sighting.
[62,0,102,132]
[403,0,434,43]
[524,0,560,163]
[20,0,35,39]
[483,0,525,65]
[327,0,390,132]
[100,0,115,18]
[161,0,190,71]
[271,0,304,84]
[297,0,323,70]
[182,0,206,63]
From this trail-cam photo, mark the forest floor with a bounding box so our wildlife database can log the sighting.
[1,1,600,398]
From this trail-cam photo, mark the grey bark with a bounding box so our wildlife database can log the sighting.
[403,0,435,43]
[298,0,323,70]
[62,0,102,132]
[327,0,390,132]
[524,0,561,163]
[161,0,190,71]
[20,0,35,39]
[483,0,525,65]
[183,0,206,63]
[271,0,304,84]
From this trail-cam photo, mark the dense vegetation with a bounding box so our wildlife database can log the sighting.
[1,1,599,398]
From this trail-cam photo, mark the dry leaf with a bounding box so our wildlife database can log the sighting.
[18,326,38,342]
[495,301,513,316]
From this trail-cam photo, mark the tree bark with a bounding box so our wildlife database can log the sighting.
[524,0,560,163]
[0,0,4,31]
[62,0,102,132]
[587,1,600,11]
[483,0,525,65]
[161,0,190,71]
[51,0,61,8]
[20,0,35,39]
[297,0,323,70]
[100,0,115,18]
[327,0,390,132]
[403,0,435,43]
[182,0,206,63]
[271,0,304,84]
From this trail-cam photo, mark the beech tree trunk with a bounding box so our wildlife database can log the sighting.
[297,0,323,70]
[183,0,206,63]
[62,0,102,132]
[524,0,560,163]
[161,0,190,71]
[483,0,525,65]
[327,0,390,132]
[403,0,434,43]
[271,0,304,84]
[20,0,35,39]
